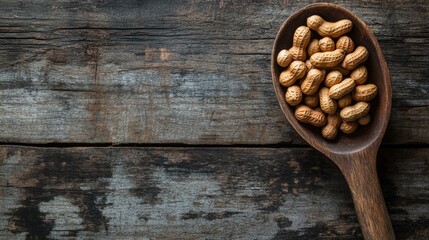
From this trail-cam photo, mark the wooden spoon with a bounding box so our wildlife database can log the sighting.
[271,3,395,240]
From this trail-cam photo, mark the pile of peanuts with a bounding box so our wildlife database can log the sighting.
[277,15,378,140]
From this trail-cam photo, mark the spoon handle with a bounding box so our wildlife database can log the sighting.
[339,153,395,240]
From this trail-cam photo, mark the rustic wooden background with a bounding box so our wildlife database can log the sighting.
[0,0,428,239]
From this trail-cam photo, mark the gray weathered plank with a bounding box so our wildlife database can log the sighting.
[0,0,428,145]
[0,146,428,239]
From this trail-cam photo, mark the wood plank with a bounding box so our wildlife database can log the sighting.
[0,0,428,145]
[0,146,427,239]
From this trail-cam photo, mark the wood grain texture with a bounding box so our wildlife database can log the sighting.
[0,0,428,145]
[0,146,428,239]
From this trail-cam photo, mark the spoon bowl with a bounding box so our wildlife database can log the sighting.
[272,3,394,239]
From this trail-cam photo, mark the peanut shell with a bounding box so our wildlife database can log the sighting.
[285,85,303,106]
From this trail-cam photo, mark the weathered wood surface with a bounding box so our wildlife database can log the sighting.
[0,1,428,239]
[0,0,428,145]
[0,146,428,239]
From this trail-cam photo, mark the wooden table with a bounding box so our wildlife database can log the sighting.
[0,1,428,239]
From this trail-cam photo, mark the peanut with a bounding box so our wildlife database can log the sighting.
[342,46,369,70]
[324,70,343,87]
[279,61,307,87]
[340,102,370,122]
[329,78,356,99]
[325,66,350,76]
[352,84,378,102]
[277,49,293,67]
[310,49,345,68]
[338,94,352,108]
[314,107,324,114]
[307,15,353,38]
[278,16,378,140]
[350,65,368,85]
[322,114,342,139]
[307,39,320,57]
[305,59,315,71]
[301,69,326,95]
[295,105,326,127]
[285,85,303,106]
[303,93,319,108]
[340,121,358,134]
[336,36,354,54]
[319,37,335,52]
[289,26,311,61]
[358,114,371,126]
[319,87,337,114]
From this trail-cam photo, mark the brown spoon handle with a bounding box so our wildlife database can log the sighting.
[337,152,395,240]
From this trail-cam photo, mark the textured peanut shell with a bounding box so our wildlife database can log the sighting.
[279,61,307,87]
[329,78,356,99]
[340,120,358,134]
[321,114,342,139]
[358,114,371,126]
[314,107,323,114]
[307,15,353,38]
[352,84,378,102]
[319,37,335,52]
[338,94,352,108]
[289,26,311,61]
[350,65,368,85]
[340,102,370,122]
[301,69,325,95]
[307,39,320,57]
[277,49,293,67]
[324,70,343,87]
[336,36,354,54]
[295,105,326,127]
[319,87,337,114]
[325,66,350,76]
[305,59,315,71]
[285,85,303,106]
[310,49,345,68]
[342,46,369,70]
[303,94,319,108]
